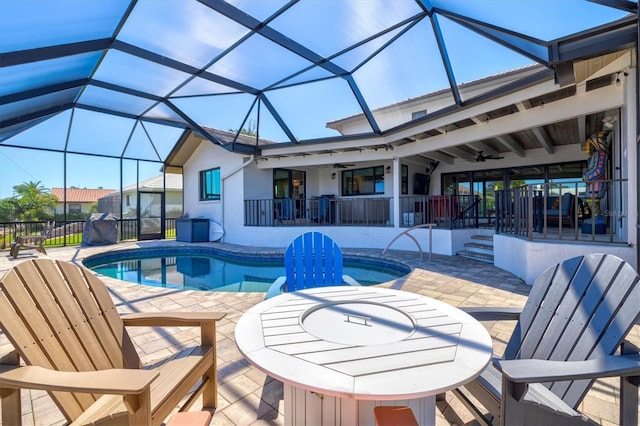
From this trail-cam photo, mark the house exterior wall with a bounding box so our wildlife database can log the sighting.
[494,234,635,285]
[183,141,243,223]
[181,58,638,283]
[54,202,94,216]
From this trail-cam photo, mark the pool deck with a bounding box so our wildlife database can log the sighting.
[1,240,638,426]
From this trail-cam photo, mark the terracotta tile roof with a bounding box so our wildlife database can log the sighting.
[51,188,116,203]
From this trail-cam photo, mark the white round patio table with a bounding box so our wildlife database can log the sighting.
[235,286,493,426]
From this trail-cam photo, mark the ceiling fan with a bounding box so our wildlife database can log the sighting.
[472,151,504,162]
[333,163,356,169]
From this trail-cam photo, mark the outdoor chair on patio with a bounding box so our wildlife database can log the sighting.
[10,220,54,258]
[0,259,226,425]
[453,253,640,425]
[265,231,360,299]
[274,198,296,224]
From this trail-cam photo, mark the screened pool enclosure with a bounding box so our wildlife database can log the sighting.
[0,0,637,244]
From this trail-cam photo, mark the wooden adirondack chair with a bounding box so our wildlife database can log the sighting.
[0,259,226,425]
[10,221,55,258]
[265,232,359,299]
[453,253,640,426]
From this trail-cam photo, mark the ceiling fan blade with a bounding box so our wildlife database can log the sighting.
[472,151,503,161]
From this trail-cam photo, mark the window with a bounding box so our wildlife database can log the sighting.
[200,168,221,201]
[401,165,408,194]
[342,166,384,196]
[273,169,305,199]
[69,203,81,213]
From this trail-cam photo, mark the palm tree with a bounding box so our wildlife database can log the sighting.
[12,180,57,221]
[13,180,48,199]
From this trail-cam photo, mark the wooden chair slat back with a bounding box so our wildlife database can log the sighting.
[56,260,140,369]
[0,259,140,420]
[285,232,344,292]
[503,254,640,408]
[0,261,96,419]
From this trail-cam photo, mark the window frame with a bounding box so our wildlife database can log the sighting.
[341,166,385,196]
[199,167,221,201]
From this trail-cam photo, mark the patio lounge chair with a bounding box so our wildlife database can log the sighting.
[453,253,640,425]
[265,231,360,299]
[10,220,54,258]
[0,259,226,425]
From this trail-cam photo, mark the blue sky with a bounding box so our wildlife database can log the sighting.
[0,0,629,199]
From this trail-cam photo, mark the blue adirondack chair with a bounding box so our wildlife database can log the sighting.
[265,232,360,299]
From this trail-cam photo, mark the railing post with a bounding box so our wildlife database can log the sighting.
[527,186,534,240]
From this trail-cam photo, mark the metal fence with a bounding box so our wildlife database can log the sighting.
[0,218,177,251]
[495,179,625,242]
[399,195,480,229]
[244,197,392,227]
[244,195,481,229]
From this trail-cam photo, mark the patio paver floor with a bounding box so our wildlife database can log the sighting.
[1,240,638,425]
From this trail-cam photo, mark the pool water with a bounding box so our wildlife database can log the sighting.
[88,252,409,292]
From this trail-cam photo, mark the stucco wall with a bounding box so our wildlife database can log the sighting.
[222,225,456,256]
[183,141,245,227]
[494,234,636,285]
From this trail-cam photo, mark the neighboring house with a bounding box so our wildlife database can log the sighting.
[168,50,637,285]
[51,188,115,217]
[97,174,183,218]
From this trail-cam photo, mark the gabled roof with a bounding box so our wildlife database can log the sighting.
[120,174,183,192]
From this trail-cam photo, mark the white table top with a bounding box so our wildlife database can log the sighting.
[235,286,493,401]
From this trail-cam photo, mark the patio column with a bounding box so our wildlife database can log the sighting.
[636,5,640,270]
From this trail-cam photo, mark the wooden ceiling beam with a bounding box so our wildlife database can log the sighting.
[531,126,555,154]
[419,151,455,165]
[495,135,525,157]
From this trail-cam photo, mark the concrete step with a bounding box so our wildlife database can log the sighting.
[456,250,494,263]
[471,234,493,242]
[464,242,493,251]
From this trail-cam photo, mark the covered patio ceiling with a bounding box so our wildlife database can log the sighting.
[1,1,637,164]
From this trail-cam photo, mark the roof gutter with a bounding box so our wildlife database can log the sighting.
[220,154,254,241]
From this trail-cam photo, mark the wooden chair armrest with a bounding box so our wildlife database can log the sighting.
[0,365,158,394]
[496,354,640,383]
[121,311,226,327]
[15,236,43,244]
[122,312,226,347]
[460,306,522,321]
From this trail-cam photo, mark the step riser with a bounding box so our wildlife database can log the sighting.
[457,233,494,264]
[465,242,493,251]
[457,250,494,263]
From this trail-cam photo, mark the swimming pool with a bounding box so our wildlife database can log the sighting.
[83,247,411,292]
